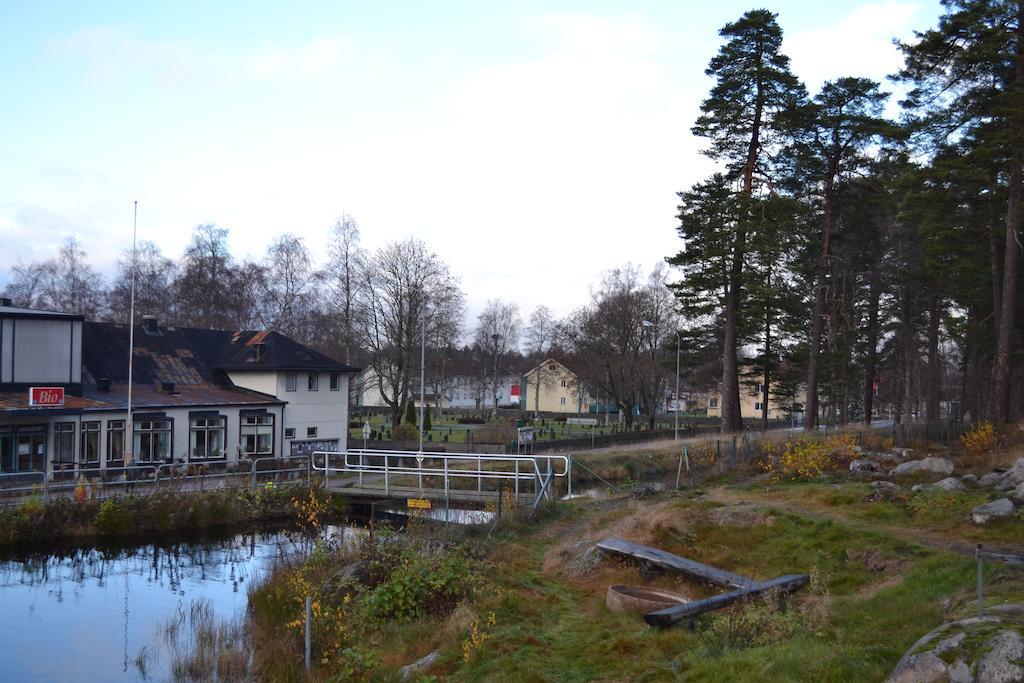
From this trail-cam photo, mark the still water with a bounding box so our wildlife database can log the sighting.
[0,527,316,683]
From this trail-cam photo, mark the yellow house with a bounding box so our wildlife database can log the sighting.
[706,380,796,420]
[521,359,589,414]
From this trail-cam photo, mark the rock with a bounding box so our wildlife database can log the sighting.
[960,474,980,488]
[870,451,902,463]
[892,447,915,460]
[933,632,965,655]
[972,498,1016,525]
[932,477,966,492]
[947,659,972,683]
[851,459,883,474]
[399,650,439,681]
[980,471,1005,488]
[975,630,1024,683]
[891,457,955,477]
[1013,481,1024,503]
[869,481,904,501]
[1002,458,1024,487]
[886,651,948,683]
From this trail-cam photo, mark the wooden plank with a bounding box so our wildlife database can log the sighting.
[643,574,810,628]
[596,536,756,589]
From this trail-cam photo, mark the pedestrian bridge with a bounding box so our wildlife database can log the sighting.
[313,449,570,511]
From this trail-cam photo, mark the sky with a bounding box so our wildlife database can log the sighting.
[0,0,941,326]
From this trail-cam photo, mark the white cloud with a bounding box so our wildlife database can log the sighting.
[785,2,921,89]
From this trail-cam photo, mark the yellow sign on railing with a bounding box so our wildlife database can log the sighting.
[407,498,432,509]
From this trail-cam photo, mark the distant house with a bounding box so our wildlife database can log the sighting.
[0,301,358,474]
[353,365,521,411]
[706,378,801,421]
[520,359,589,414]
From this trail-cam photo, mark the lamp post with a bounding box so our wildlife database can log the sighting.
[419,307,426,453]
[674,330,681,441]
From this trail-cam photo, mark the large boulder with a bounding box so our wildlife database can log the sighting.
[1002,457,1024,487]
[1013,481,1024,503]
[868,480,904,502]
[891,457,954,477]
[980,471,1006,488]
[850,459,883,476]
[886,651,949,683]
[975,629,1024,682]
[972,498,1016,525]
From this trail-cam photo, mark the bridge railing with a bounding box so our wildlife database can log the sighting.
[312,449,571,510]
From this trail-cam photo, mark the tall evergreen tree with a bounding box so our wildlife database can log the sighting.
[682,9,805,433]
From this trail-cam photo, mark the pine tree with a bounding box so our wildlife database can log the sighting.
[423,404,432,432]
[680,9,805,433]
[404,400,417,426]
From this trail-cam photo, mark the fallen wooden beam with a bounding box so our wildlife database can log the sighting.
[643,574,811,628]
[596,536,757,589]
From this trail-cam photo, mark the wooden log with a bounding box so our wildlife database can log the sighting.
[643,574,811,628]
[596,536,756,589]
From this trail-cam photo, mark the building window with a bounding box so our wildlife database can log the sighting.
[107,420,125,464]
[560,397,566,405]
[560,379,567,388]
[80,421,100,466]
[134,420,172,463]
[308,372,319,391]
[285,372,297,392]
[709,398,719,408]
[755,384,765,394]
[54,423,75,466]
[241,415,274,457]
[189,417,226,460]
[549,364,556,372]
[329,372,340,391]
[307,426,317,438]
[284,427,295,439]
[754,402,763,411]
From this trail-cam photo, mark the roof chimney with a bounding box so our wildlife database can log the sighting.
[161,381,177,394]
[97,377,111,392]
[143,315,159,335]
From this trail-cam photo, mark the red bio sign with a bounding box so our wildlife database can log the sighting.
[29,387,65,407]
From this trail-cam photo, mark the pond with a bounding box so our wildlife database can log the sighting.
[0,526,334,682]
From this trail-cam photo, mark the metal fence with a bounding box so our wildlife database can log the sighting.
[0,456,313,507]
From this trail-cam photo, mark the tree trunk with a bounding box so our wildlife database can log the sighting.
[863,269,880,425]
[993,3,1024,422]
[805,171,837,430]
[721,251,745,434]
[926,294,942,423]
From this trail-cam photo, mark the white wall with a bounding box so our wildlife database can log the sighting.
[276,370,349,454]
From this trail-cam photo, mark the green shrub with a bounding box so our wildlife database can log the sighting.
[95,498,131,535]
[405,401,417,425]
[424,405,433,431]
[392,423,418,441]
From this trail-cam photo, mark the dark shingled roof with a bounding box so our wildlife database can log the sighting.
[78,322,356,411]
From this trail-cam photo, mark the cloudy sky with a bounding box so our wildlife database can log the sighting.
[0,1,938,323]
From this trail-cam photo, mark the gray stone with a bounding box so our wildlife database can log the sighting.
[975,630,1024,683]
[933,477,967,492]
[892,447,915,460]
[1013,481,1024,503]
[399,650,439,681]
[891,456,954,476]
[892,460,924,476]
[851,459,883,474]
[960,474,980,488]
[1002,458,1024,487]
[972,498,1017,525]
[870,481,904,500]
[886,651,948,683]
[933,631,965,654]
[947,659,973,683]
[980,472,1005,488]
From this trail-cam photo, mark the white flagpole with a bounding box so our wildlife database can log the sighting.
[125,201,137,464]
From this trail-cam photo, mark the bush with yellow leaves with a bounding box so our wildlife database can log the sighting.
[960,421,997,456]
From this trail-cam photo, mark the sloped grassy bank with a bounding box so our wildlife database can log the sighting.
[239,488,1020,682]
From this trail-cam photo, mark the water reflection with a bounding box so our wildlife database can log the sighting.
[0,527,314,683]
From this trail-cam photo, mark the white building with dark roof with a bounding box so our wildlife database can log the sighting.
[0,300,358,476]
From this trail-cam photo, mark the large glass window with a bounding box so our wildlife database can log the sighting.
[308,372,318,391]
[240,415,274,456]
[107,420,125,464]
[133,420,172,463]
[189,417,225,460]
[54,423,75,466]
[80,421,100,466]
[285,372,297,392]
[329,372,340,391]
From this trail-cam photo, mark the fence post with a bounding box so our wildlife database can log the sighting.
[251,459,257,488]
[384,454,390,495]
[304,596,312,671]
[43,472,50,503]
[675,451,683,491]
[567,454,572,499]
[977,544,984,618]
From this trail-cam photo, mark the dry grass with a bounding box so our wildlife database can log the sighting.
[163,598,251,682]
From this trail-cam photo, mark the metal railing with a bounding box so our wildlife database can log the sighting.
[313,449,570,510]
[0,456,313,506]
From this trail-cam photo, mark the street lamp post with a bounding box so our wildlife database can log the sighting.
[419,310,426,453]
[674,331,681,441]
